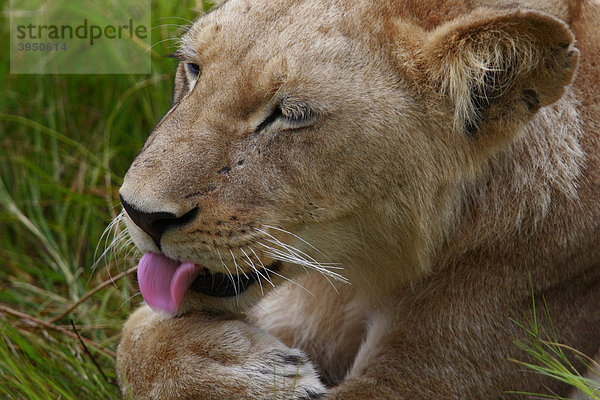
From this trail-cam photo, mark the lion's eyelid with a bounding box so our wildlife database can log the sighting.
[256,105,283,133]
[255,102,318,133]
[282,104,317,125]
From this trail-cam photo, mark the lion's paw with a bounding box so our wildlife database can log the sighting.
[117,305,327,399]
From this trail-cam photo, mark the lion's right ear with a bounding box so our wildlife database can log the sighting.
[421,8,578,146]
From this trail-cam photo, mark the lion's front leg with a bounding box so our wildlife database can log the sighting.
[117,305,327,400]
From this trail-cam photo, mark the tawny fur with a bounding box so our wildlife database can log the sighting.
[117,0,600,398]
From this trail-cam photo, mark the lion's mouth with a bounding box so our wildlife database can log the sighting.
[189,260,281,297]
[136,252,279,314]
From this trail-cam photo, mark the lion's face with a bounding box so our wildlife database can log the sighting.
[119,0,577,314]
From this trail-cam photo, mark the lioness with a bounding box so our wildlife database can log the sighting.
[116,0,600,398]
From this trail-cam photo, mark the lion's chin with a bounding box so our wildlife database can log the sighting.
[189,260,282,298]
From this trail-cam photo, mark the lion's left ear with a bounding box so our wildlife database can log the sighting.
[421,9,578,142]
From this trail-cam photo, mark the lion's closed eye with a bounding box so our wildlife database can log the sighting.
[257,99,321,133]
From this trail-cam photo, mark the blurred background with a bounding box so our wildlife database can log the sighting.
[0,1,211,398]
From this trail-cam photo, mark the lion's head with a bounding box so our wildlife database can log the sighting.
[119,0,577,314]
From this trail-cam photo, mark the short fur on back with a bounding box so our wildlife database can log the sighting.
[116,0,600,398]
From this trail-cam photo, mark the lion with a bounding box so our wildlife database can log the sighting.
[115,0,600,398]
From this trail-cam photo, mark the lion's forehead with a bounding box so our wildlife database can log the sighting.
[183,1,373,70]
[188,0,574,46]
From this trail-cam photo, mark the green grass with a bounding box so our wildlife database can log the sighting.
[509,295,600,400]
[0,1,212,398]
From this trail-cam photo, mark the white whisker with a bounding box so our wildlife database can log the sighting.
[260,237,342,291]
[93,211,124,271]
[151,23,191,31]
[256,240,348,284]
[249,246,275,288]
[263,237,341,270]
[240,248,264,296]
[216,248,238,297]
[153,16,194,24]
[261,224,333,262]
[229,249,248,280]
[92,210,138,282]
[255,227,342,270]
[147,37,183,53]
[229,250,244,305]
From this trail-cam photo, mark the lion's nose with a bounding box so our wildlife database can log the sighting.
[120,195,199,249]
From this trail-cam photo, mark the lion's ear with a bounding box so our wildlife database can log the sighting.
[422,9,578,141]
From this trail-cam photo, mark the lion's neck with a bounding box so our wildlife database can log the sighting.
[436,89,598,285]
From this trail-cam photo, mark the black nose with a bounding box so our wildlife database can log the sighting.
[120,194,199,249]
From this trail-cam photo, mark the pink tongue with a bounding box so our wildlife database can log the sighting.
[137,252,202,314]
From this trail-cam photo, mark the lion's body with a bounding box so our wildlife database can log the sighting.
[116,0,600,398]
